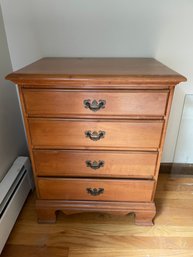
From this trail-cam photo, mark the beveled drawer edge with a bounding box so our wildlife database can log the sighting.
[22,88,169,119]
[32,149,159,179]
[22,88,170,93]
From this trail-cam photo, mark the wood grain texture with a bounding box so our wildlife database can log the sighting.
[28,119,163,150]
[37,178,155,202]
[6,58,186,85]
[2,173,193,257]
[36,200,156,225]
[1,245,68,257]
[22,89,168,118]
[68,249,193,257]
[150,87,174,198]
[33,150,158,178]
[18,87,40,197]
[5,58,186,226]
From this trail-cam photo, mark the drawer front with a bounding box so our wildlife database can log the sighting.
[23,89,168,118]
[38,178,155,202]
[29,119,163,150]
[33,150,157,178]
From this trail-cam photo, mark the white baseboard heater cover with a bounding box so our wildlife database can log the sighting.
[0,157,34,254]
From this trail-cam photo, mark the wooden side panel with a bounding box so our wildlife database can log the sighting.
[28,119,163,150]
[33,150,158,178]
[17,87,40,197]
[37,178,155,202]
[23,89,168,118]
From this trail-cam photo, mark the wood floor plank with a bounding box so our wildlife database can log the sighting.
[1,245,68,257]
[7,233,193,249]
[155,191,193,199]
[7,223,193,237]
[68,248,193,257]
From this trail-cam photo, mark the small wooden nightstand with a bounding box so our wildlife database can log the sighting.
[6,58,186,225]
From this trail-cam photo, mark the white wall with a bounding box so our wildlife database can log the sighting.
[1,0,42,70]
[174,95,193,163]
[0,6,27,181]
[156,0,193,162]
[1,0,193,163]
[32,0,165,57]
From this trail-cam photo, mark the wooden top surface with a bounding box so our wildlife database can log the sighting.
[6,58,186,85]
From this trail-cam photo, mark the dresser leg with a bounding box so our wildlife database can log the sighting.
[37,209,56,223]
[134,209,156,226]
[36,202,56,223]
[36,200,156,225]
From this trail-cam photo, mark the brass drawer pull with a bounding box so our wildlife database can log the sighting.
[86,160,105,170]
[83,99,106,112]
[85,130,105,141]
[86,188,104,196]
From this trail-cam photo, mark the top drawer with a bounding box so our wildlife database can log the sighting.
[22,89,168,118]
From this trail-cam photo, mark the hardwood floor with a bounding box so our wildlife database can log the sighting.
[2,173,193,257]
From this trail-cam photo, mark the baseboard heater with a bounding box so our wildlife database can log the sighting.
[0,157,34,254]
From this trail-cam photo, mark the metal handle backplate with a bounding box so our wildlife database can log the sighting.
[86,188,104,196]
[84,99,106,112]
[85,130,105,141]
[86,160,105,170]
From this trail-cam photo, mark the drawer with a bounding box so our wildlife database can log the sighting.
[37,178,155,202]
[29,119,163,150]
[23,89,168,118]
[33,150,158,178]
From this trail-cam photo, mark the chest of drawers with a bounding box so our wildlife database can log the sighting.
[6,58,186,225]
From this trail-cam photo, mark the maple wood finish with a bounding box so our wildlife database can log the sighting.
[38,178,155,201]
[33,150,158,178]
[6,58,186,225]
[29,119,163,150]
[23,89,168,118]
